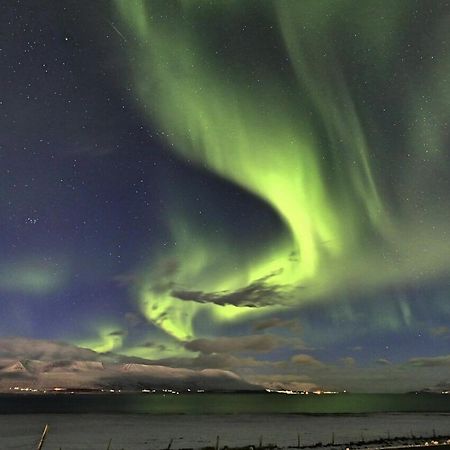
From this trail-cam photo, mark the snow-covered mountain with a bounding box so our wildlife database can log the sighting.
[0,360,28,374]
[0,338,261,392]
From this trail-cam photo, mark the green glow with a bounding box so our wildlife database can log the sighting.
[114,1,450,342]
[115,1,387,274]
[121,339,191,360]
[114,0,389,340]
[0,259,67,295]
[138,218,281,341]
[76,324,124,354]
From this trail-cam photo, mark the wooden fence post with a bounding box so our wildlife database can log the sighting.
[37,424,49,450]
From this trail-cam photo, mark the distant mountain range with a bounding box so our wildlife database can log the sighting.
[0,352,260,392]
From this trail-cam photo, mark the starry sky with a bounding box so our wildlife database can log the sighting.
[1,0,450,392]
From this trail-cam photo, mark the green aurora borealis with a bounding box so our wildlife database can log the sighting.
[112,0,450,343]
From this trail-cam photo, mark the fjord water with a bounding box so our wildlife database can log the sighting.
[1,394,450,450]
[2,393,450,414]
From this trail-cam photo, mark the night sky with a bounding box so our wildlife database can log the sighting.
[1,0,450,392]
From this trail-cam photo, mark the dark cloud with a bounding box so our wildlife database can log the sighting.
[140,341,167,352]
[252,317,301,332]
[185,335,282,354]
[172,272,289,307]
[108,330,126,337]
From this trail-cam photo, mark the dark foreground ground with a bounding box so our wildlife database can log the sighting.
[2,412,450,450]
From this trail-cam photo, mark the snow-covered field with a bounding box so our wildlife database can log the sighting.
[1,413,450,450]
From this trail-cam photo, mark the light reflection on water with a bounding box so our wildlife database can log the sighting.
[1,393,450,414]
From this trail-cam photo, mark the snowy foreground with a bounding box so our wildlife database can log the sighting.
[1,413,450,450]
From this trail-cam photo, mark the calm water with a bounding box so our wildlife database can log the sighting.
[1,393,450,414]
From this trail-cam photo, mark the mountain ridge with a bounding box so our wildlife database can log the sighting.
[0,337,262,392]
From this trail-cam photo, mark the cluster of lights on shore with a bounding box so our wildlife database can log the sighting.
[10,386,450,395]
[10,386,344,395]
[265,389,340,395]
